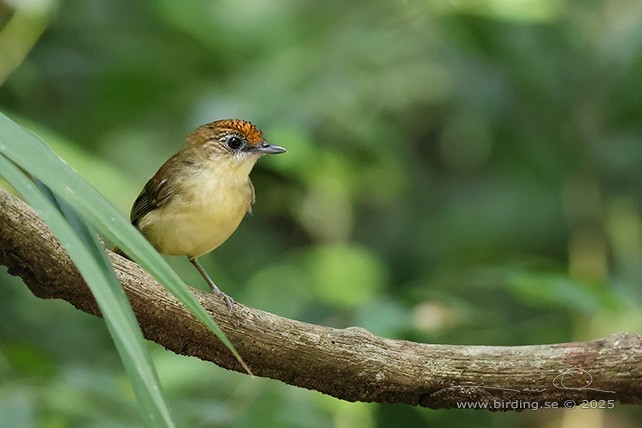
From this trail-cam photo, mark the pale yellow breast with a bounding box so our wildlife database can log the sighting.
[138,164,254,257]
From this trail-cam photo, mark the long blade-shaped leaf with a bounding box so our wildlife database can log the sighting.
[0,155,175,427]
[0,111,249,371]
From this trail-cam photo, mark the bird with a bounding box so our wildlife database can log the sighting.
[120,119,286,309]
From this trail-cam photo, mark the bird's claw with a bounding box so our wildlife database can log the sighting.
[214,290,235,312]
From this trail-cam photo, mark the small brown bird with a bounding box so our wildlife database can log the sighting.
[127,119,286,309]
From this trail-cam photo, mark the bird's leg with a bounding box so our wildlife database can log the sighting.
[188,256,234,310]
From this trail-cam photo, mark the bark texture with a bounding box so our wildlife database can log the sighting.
[1,186,641,410]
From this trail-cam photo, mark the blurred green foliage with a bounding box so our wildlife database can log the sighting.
[1,0,642,426]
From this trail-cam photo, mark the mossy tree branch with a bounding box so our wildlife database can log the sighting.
[1,186,641,410]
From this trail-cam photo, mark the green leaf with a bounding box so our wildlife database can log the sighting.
[0,111,248,372]
[0,155,174,427]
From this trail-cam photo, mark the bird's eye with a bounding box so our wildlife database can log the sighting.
[226,135,243,151]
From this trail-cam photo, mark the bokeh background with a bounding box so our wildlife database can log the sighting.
[1,0,642,427]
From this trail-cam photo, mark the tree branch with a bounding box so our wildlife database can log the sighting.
[1,186,641,410]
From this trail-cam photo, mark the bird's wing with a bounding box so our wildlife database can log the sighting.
[244,179,256,216]
[130,170,174,226]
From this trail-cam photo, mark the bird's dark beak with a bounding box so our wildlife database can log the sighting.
[254,141,287,155]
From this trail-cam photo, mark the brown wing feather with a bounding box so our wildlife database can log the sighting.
[246,179,256,215]
[130,168,174,226]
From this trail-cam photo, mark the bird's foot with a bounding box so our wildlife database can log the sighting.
[214,290,235,312]
[188,257,235,312]
[206,282,234,312]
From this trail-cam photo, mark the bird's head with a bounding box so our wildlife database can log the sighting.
[186,119,286,172]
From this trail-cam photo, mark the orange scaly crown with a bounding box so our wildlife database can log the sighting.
[213,119,264,145]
